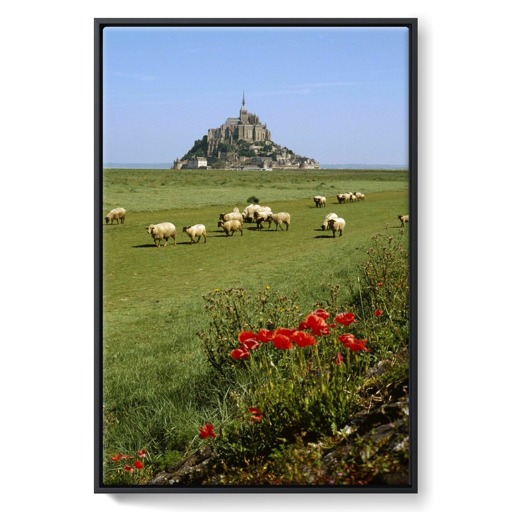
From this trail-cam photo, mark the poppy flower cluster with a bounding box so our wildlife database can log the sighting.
[199,423,216,439]
[230,309,370,359]
[231,327,317,359]
[110,449,146,472]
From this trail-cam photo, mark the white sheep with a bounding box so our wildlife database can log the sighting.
[254,209,273,230]
[321,213,339,231]
[327,217,346,238]
[105,207,126,224]
[183,224,207,244]
[146,222,176,247]
[314,196,327,208]
[219,211,244,224]
[355,192,365,201]
[337,193,351,204]
[398,214,409,227]
[270,212,291,231]
[242,204,259,223]
[219,219,243,236]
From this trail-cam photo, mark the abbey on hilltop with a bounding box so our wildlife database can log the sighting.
[173,94,320,170]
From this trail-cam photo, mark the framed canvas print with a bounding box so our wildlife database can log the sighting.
[95,18,417,493]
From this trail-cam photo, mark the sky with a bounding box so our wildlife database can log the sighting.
[103,25,409,166]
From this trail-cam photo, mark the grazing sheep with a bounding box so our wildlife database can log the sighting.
[105,207,126,224]
[270,212,291,231]
[183,224,207,244]
[146,222,176,247]
[327,217,346,238]
[218,212,244,224]
[314,196,327,208]
[242,204,272,223]
[254,209,273,230]
[219,219,243,236]
[355,192,365,201]
[336,193,351,204]
[398,214,409,227]
[321,212,339,231]
[242,204,260,223]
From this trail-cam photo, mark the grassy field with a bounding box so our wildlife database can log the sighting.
[102,168,409,479]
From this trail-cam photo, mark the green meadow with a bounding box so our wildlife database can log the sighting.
[102,168,409,481]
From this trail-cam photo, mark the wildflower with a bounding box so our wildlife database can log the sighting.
[137,449,147,458]
[335,353,344,365]
[377,282,383,287]
[241,339,260,351]
[338,333,369,352]
[374,309,383,317]
[313,308,329,319]
[231,348,250,360]
[123,465,134,473]
[301,313,330,336]
[274,327,296,337]
[249,407,263,422]
[110,454,123,462]
[134,460,144,470]
[256,329,273,343]
[199,423,216,439]
[290,330,317,348]
[272,333,294,350]
[335,312,356,326]
[238,331,258,344]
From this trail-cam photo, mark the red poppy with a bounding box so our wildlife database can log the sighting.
[313,308,330,319]
[256,329,273,343]
[377,282,383,287]
[290,330,317,348]
[134,460,144,470]
[335,312,356,326]
[249,407,263,422]
[123,465,134,473]
[238,331,257,343]
[274,327,296,337]
[241,339,260,351]
[199,423,216,439]
[374,309,383,317]
[335,353,344,365]
[110,454,123,462]
[338,333,368,352]
[231,348,250,360]
[272,333,294,350]
[137,449,147,458]
[302,313,330,336]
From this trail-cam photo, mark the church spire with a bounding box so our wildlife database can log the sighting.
[242,91,245,107]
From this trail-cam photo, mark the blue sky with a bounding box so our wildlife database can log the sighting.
[103,26,409,166]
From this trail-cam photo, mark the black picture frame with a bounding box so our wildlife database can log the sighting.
[95,17,418,493]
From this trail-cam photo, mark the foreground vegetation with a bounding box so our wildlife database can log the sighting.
[102,169,410,486]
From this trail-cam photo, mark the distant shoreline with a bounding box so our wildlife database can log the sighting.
[103,163,408,170]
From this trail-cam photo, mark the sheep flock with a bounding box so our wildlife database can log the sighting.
[104,192,408,248]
